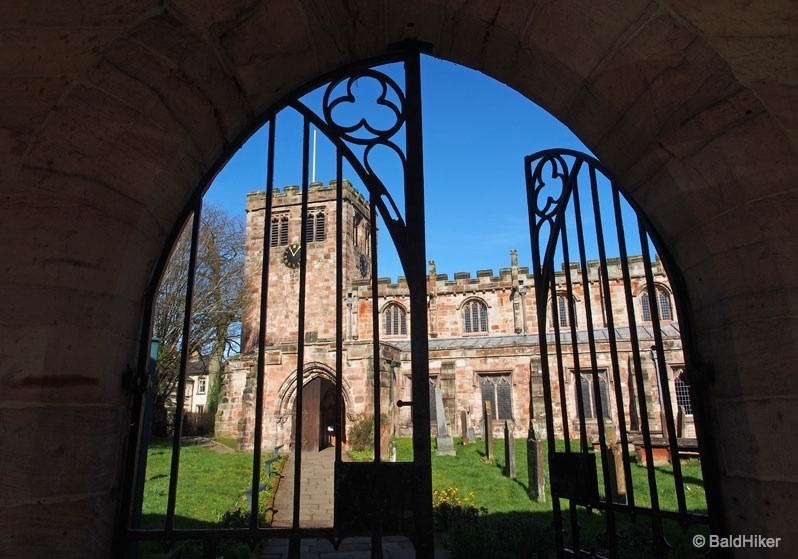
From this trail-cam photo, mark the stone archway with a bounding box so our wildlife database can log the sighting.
[3,3,798,557]
[276,363,352,452]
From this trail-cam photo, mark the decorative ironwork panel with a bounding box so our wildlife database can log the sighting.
[525,148,715,559]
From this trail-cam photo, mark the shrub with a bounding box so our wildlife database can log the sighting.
[432,487,486,531]
[347,413,390,453]
[348,414,375,452]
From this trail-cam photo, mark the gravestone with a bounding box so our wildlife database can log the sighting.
[603,422,627,504]
[504,420,517,480]
[388,439,397,463]
[435,387,455,456]
[483,401,494,461]
[460,411,469,445]
[527,420,545,502]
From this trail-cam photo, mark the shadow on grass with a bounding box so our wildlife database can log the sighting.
[440,510,556,559]
[135,515,261,559]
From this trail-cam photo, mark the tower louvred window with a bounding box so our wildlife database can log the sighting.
[315,212,326,241]
[271,215,289,247]
[304,209,326,242]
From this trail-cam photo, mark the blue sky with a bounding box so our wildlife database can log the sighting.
[204,56,603,280]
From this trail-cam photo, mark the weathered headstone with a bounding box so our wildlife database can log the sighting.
[388,439,397,463]
[435,387,456,456]
[460,411,469,445]
[527,421,545,502]
[504,420,517,480]
[466,427,476,444]
[603,422,627,504]
[484,401,494,461]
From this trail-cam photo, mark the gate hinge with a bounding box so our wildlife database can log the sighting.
[122,364,148,394]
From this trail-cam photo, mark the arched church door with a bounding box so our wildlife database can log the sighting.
[298,376,341,452]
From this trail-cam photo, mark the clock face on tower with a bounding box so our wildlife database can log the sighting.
[359,253,368,277]
[282,243,301,269]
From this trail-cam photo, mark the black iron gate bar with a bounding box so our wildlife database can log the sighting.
[370,189,382,465]
[290,116,312,549]
[250,115,277,532]
[166,205,203,533]
[587,166,636,514]
[526,149,711,559]
[569,167,619,558]
[639,223,689,517]
[609,183,664,542]
[335,151,344,467]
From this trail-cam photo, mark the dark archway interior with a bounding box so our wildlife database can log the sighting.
[2,3,797,557]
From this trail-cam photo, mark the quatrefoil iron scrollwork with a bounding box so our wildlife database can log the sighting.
[322,69,406,146]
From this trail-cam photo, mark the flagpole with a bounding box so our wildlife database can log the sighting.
[312,128,317,183]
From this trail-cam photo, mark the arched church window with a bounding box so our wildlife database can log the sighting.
[641,286,672,321]
[576,369,610,420]
[383,302,407,336]
[463,299,488,333]
[553,294,577,328]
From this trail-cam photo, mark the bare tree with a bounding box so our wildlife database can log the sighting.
[151,204,245,435]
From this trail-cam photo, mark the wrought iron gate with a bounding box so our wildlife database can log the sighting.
[120,42,434,558]
[526,149,716,558]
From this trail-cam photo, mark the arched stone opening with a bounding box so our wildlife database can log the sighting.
[276,363,352,452]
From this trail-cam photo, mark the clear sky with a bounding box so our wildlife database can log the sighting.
[204,55,601,280]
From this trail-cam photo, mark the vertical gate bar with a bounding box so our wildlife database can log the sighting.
[639,227,688,517]
[549,271,571,452]
[166,203,203,532]
[550,271,581,556]
[588,165,636,510]
[335,152,344,465]
[570,170,617,557]
[292,117,312,536]
[251,117,277,530]
[130,339,160,529]
[370,193,381,463]
[559,200,589,453]
[525,155,564,556]
[610,186,664,549]
[404,48,434,559]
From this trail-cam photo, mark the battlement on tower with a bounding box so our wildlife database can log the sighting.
[245,179,369,213]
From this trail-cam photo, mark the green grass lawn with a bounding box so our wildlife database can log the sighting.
[141,439,280,529]
[396,437,709,558]
[139,437,707,558]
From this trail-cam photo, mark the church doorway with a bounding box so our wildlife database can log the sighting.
[298,377,345,452]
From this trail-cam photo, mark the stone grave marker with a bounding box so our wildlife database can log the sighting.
[604,422,627,504]
[504,420,517,479]
[484,401,494,461]
[460,410,469,445]
[435,387,455,456]
[527,420,545,502]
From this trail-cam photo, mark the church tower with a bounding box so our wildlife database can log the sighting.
[240,179,372,352]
